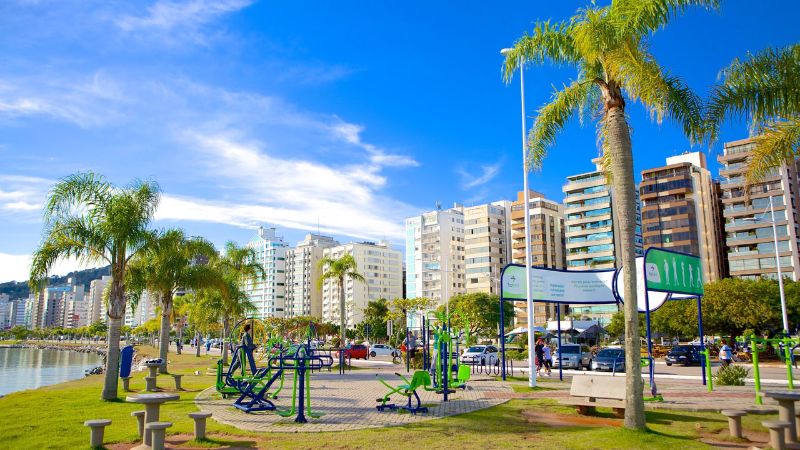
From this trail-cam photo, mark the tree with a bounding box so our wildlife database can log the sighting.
[702,278,780,339]
[317,254,365,349]
[185,291,221,357]
[30,172,160,401]
[362,298,390,342]
[213,241,262,364]
[502,0,714,429]
[127,228,217,372]
[706,44,800,186]
[436,292,513,342]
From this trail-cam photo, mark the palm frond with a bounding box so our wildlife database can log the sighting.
[606,41,703,141]
[745,118,800,186]
[706,44,800,143]
[527,79,597,170]
[611,0,719,37]
[503,20,578,81]
[45,172,112,223]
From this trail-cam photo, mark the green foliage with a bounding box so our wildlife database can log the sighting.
[361,298,390,341]
[9,326,29,340]
[435,292,512,340]
[714,364,750,386]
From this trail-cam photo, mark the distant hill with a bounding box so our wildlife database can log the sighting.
[0,266,111,300]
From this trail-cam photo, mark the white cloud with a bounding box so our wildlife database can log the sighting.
[0,253,103,284]
[0,175,50,219]
[457,162,502,189]
[328,119,418,168]
[116,0,253,32]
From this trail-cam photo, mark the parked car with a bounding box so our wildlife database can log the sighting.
[591,347,625,372]
[460,345,499,366]
[370,344,399,358]
[553,344,593,370]
[665,345,701,366]
[337,344,369,360]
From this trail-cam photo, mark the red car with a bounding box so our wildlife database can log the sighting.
[337,344,369,360]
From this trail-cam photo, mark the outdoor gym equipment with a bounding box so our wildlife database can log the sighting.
[375,371,434,414]
[426,309,471,401]
[271,344,333,423]
[737,334,798,405]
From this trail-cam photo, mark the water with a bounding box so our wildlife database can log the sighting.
[0,347,104,396]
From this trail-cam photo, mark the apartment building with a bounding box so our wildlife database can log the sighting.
[244,226,289,318]
[321,241,403,328]
[464,201,512,295]
[87,275,111,324]
[563,158,642,325]
[718,137,800,280]
[510,190,566,327]
[640,152,726,282]
[404,205,466,307]
[285,234,339,318]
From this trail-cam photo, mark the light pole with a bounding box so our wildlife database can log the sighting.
[743,196,789,334]
[502,47,536,388]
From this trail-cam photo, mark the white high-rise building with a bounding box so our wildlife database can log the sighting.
[125,290,157,328]
[244,226,289,319]
[321,241,403,328]
[0,294,11,329]
[285,234,339,318]
[88,275,111,325]
[463,201,512,295]
[404,205,466,307]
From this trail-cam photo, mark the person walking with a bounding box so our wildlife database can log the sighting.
[543,343,553,376]
[534,338,545,376]
[719,339,734,367]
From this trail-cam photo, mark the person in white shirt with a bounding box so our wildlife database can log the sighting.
[543,344,553,376]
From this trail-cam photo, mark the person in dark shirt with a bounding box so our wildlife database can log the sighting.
[241,323,257,374]
[535,338,545,376]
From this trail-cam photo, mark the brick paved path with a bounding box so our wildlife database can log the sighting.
[196,371,512,432]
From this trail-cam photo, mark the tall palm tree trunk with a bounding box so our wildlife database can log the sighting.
[176,323,183,355]
[101,278,126,400]
[339,277,346,349]
[158,294,171,374]
[605,101,646,430]
[195,330,202,357]
[221,317,230,365]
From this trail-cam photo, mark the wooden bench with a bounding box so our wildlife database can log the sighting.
[559,375,626,418]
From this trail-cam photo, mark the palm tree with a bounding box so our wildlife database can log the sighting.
[127,228,217,373]
[706,44,800,185]
[215,241,264,364]
[29,172,160,400]
[502,1,714,429]
[318,254,365,349]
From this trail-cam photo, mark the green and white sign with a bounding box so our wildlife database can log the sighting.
[501,265,617,303]
[644,248,704,296]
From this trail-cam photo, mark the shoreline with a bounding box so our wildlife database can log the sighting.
[0,341,107,362]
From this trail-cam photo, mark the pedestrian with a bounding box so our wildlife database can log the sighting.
[205,338,211,353]
[543,343,553,376]
[719,339,733,367]
[535,338,545,376]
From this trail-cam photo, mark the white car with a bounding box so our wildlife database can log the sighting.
[369,344,399,358]
[460,345,499,366]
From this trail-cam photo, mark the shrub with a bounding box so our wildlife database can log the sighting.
[714,364,749,386]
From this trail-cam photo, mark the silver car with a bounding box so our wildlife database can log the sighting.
[553,344,593,370]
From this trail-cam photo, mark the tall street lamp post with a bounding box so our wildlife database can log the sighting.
[502,47,536,388]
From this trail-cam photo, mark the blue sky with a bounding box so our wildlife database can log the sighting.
[0,0,797,283]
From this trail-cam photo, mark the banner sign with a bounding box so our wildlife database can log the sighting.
[501,265,617,304]
[615,257,670,312]
[644,248,704,296]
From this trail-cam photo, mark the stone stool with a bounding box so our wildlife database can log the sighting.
[145,376,158,392]
[121,376,133,392]
[145,421,172,450]
[84,419,111,448]
[172,374,184,390]
[131,410,145,438]
[721,410,747,439]
[189,411,212,440]
[763,420,791,450]
[795,411,800,442]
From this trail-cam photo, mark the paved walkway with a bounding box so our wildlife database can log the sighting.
[196,371,513,433]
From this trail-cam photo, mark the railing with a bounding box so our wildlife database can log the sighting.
[464,355,514,377]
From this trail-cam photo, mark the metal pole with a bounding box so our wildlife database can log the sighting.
[769,196,789,334]
[557,307,563,381]
[696,296,706,386]
[516,55,536,389]
[500,297,506,380]
[644,289,656,396]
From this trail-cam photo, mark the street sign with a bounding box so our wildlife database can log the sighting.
[644,248,704,296]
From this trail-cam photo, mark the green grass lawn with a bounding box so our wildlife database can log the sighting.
[0,345,773,449]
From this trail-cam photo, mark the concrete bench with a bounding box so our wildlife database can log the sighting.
[763,420,791,450]
[721,410,747,439]
[189,411,213,440]
[559,375,626,418]
[84,419,111,448]
[121,376,133,392]
[145,421,172,450]
[171,374,184,390]
[144,376,158,392]
[131,410,145,438]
